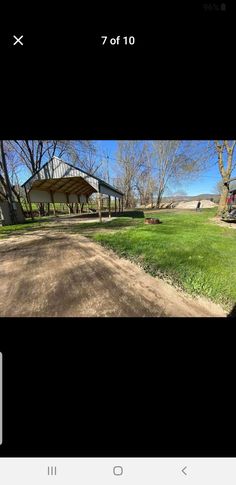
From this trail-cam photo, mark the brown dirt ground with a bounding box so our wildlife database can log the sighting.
[0,226,226,318]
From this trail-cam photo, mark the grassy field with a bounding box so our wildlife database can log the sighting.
[1,208,236,310]
[0,217,52,236]
[90,208,236,310]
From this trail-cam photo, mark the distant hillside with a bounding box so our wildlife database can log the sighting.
[137,193,221,210]
[162,194,220,202]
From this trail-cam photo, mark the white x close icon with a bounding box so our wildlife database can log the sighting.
[13,35,23,46]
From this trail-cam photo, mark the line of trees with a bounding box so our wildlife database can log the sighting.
[114,140,211,209]
[114,140,236,214]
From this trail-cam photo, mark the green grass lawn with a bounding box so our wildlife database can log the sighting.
[0,217,52,237]
[90,208,236,310]
[1,208,236,310]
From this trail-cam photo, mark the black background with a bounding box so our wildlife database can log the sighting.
[0,319,235,456]
[1,1,235,139]
[0,1,236,457]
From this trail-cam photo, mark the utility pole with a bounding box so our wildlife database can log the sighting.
[0,140,17,224]
[106,155,110,184]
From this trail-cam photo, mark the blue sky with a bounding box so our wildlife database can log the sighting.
[18,140,236,196]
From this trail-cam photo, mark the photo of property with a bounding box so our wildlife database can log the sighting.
[1,140,236,318]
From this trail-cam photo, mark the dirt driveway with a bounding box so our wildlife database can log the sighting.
[0,228,226,317]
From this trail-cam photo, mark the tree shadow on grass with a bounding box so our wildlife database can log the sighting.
[0,217,145,239]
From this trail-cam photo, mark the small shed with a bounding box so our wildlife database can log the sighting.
[22,156,124,219]
[0,183,25,226]
[0,199,25,225]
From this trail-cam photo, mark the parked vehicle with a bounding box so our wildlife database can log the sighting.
[222,178,236,221]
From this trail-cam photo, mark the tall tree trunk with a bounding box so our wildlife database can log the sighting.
[215,141,236,216]
[156,188,164,208]
[0,140,17,224]
[39,202,45,216]
[151,192,154,208]
[125,186,133,208]
[217,182,229,216]
[68,203,74,214]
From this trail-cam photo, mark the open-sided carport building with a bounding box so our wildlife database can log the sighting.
[22,156,124,220]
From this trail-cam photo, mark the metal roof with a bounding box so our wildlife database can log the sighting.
[22,156,124,197]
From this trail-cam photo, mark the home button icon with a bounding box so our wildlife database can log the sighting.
[113,466,123,476]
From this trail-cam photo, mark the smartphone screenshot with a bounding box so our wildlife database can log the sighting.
[0,2,235,483]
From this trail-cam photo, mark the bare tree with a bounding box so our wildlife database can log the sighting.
[66,142,103,176]
[116,141,148,208]
[151,140,211,208]
[99,147,112,184]
[151,141,183,207]
[6,140,95,175]
[0,141,18,224]
[0,142,23,201]
[213,180,224,195]
[135,164,157,206]
[214,141,236,215]
[114,140,209,209]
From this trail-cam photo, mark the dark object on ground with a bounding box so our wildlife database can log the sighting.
[221,208,236,222]
[144,218,161,224]
[113,210,144,218]
[117,210,144,218]
[196,201,201,211]
[229,208,236,217]
[24,210,41,218]
[222,218,236,223]
[227,304,236,317]
[82,210,144,219]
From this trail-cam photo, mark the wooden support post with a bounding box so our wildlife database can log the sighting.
[121,196,124,213]
[115,197,117,215]
[98,193,102,222]
[108,195,111,218]
[24,186,34,220]
[77,195,81,213]
[50,190,56,216]
[66,193,70,214]
[119,198,121,213]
